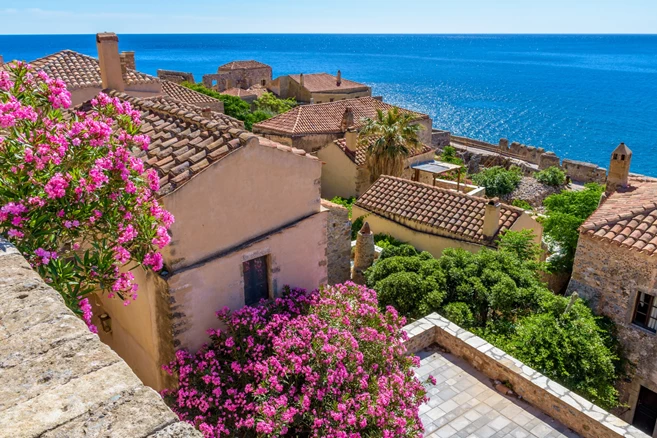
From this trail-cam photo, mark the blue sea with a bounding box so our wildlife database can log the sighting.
[2,34,656,175]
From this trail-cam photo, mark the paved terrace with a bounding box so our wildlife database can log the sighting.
[416,345,578,438]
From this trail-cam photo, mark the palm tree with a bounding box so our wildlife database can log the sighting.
[359,108,422,183]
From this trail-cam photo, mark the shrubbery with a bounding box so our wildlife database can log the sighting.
[364,232,622,409]
[540,183,604,272]
[535,166,567,186]
[180,82,295,130]
[471,166,523,197]
[163,284,428,437]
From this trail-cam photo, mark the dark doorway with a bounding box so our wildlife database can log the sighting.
[243,256,269,306]
[633,386,657,435]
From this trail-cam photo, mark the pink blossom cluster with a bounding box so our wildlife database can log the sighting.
[78,297,98,333]
[163,283,430,437]
[0,62,174,318]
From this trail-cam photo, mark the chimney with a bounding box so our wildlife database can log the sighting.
[120,51,135,72]
[482,198,500,239]
[345,128,358,152]
[336,69,342,86]
[96,32,125,92]
[201,107,212,118]
[340,106,354,132]
[299,73,304,88]
[352,222,375,284]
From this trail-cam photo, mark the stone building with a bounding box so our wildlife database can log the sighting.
[253,97,433,153]
[568,147,657,437]
[157,68,195,84]
[352,176,542,258]
[267,71,371,104]
[318,129,435,199]
[202,60,272,92]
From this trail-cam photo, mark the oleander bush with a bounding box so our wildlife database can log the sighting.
[471,165,523,197]
[163,283,429,438]
[535,166,567,186]
[0,62,173,330]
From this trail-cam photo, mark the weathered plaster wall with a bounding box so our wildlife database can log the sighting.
[0,240,200,437]
[568,233,657,430]
[317,142,360,199]
[321,199,352,285]
[68,83,163,106]
[310,90,372,104]
[167,211,328,353]
[403,314,649,438]
[162,140,322,272]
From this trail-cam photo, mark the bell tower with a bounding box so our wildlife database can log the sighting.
[607,143,632,192]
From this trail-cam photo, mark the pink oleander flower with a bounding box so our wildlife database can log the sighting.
[0,61,173,325]
[162,283,428,438]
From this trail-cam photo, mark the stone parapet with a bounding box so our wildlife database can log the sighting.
[403,313,649,438]
[0,240,200,438]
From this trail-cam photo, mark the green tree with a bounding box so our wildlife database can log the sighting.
[541,183,604,272]
[254,91,296,114]
[471,166,523,197]
[497,229,542,262]
[359,108,422,183]
[439,146,463,165]
[535,166,566,186]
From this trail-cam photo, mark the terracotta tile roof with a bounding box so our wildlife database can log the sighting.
[355,176,522,244]
[253,97,429,136]
[218,60,270,71]
[289,73,369,93]
[77,91,316,197]
[30,50,158,90]
[334,138,433,166]
[160,80,223,107]
[580,178,657,255]
[222,87,258,98]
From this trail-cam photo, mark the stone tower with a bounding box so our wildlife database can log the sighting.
[607,143,632,192]
[352,222,375,285]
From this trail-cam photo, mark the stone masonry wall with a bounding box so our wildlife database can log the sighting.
[0,240,200,438]
[431,129,451,147]
[321,199,352,285]
[157,69,195,84]
[568,234,657,426]
[562,159,607,184]
[403,314,649,438]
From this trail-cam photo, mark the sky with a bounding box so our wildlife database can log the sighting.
[1,0,656,34]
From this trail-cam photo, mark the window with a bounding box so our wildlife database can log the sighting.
[243,256,269,306]
[261,79,266,86]
[330,98,334,102]
[621,154,626,161]
[633,292,657,332]
[613,153,619,160]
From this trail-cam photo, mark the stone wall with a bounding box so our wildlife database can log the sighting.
[448,132,610,184]
[562,159,607,183]
[568,233,657,430]
[431,129,451,147]
[202,66,272,92]
[157,69,195,84]
[403,313,649,438]
[0,240,200,438]
[321,199,352,285]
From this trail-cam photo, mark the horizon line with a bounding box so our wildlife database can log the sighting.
[2,32,657,36]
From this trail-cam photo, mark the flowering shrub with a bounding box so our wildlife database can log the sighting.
[163,283,429,437]
[0,62,173,327]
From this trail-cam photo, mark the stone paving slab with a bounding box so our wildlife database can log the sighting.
[416,345,580,438]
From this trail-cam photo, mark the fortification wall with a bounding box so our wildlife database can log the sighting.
[449,132,609,184]
[431,129,451,147]
[0,240,200,438]
[203,67,272,92]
